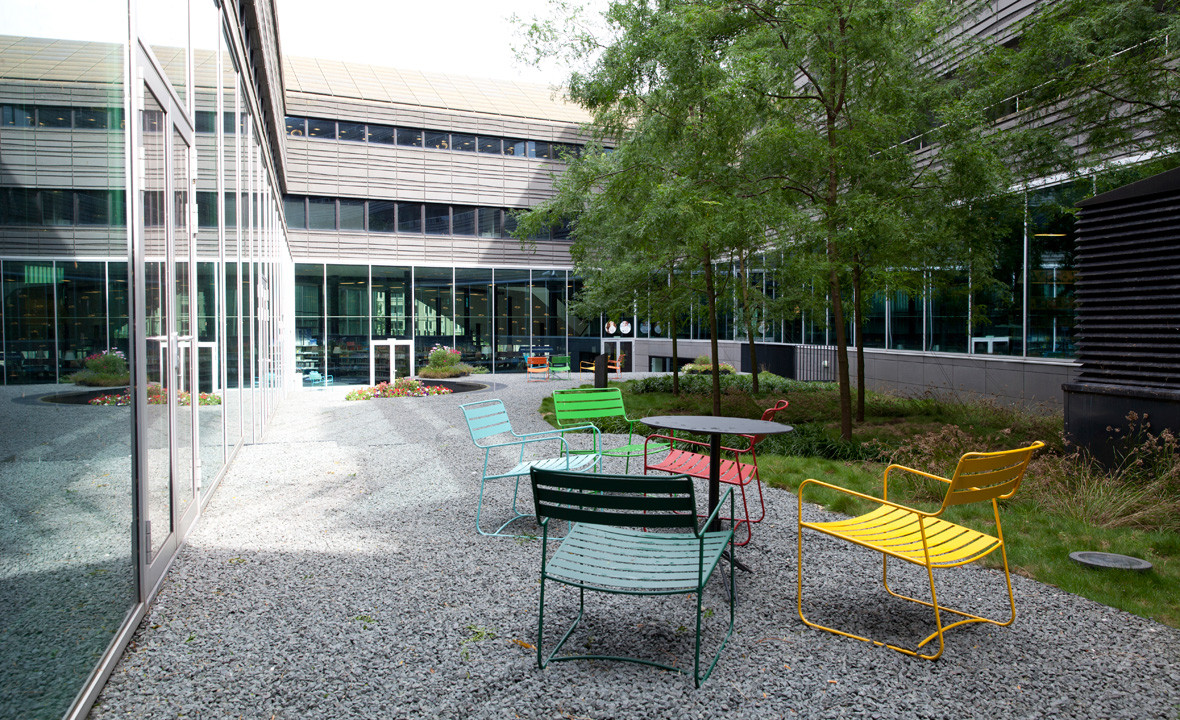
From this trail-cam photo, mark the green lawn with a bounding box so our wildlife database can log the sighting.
[541,379,1180,628]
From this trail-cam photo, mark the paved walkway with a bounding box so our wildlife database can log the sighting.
[89,375,1180,719]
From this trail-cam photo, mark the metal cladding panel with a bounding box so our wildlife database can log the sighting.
[1073,168,1180,390]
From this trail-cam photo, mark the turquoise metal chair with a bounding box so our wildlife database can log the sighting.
[460,399,601,538]
[530,467,735,687]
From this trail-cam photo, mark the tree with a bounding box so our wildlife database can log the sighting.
[727,0,1004,439]
[974,0,1180,178]
[522,0,1007,433]
[519,2,776,415]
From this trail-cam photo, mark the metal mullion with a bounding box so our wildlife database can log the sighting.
[215,30,227,462]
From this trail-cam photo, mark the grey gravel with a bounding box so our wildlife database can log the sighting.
[89,374,1180,719]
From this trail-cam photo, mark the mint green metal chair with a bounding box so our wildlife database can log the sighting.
[530,467,735,687]
[460,399,600,538]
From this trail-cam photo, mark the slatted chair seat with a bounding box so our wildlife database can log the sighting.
[797,441,1044,660]
[805,506,1001,567]
[548,355,572,379]
[460,399,601,538]
[546,524,730,593]
[553,387,667,473]
[530,467,735,687]
[494,453,599,481]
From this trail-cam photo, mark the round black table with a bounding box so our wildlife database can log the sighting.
[641,415,793,536]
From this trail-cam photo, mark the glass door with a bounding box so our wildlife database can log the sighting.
[600,339,632,371]
[136,51,200,594]
[370,339,414,384]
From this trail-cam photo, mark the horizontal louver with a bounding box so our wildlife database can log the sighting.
[1074,175,1180,389]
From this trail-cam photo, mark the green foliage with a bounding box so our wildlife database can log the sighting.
[629,372,824,397]
[70,349,130,387]
[417,362,484,379]
[427,344,462,368]
[970,0,1180,176]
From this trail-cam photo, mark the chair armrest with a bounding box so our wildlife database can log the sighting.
[698,487,735,535]
[882,464,951,502]
[797,478,937,517]
[647,432,709,453]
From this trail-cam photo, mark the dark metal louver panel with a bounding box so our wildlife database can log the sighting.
[1074,171,1180,390]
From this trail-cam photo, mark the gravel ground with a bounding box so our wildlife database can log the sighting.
[89,374,1180,720]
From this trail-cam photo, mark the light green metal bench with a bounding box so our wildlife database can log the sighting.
[553,387,665,472]
[530,467,735,686]
[460,398,600,537]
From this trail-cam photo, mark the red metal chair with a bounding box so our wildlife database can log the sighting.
[643,400,789,546]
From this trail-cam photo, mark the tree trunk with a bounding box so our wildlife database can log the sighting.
[853,254,865,423]
[739,252,760,394]
[703,248,722,416]
[670,309,680,396]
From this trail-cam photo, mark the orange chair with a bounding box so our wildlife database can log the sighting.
[605,353,625,378]
[644,399,789,546]
[526,355,550,381]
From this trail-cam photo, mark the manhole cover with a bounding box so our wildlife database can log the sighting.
[1069,551,1152,572]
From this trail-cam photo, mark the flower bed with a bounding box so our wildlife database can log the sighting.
[88,385,222,407]
[345,377,453,401]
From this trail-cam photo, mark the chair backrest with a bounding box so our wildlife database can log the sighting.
[308,370,322,381]
[550,355,570,368]
[527,356,549,370]
[553,387,626,428]
[531,467,699,530]
[607,353,625,367]
[460,399,515,447]
[943,441,1044,507]
[750,399,790,444]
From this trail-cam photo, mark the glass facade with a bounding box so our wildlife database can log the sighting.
[295,265,580,380]
[0,2,289,717]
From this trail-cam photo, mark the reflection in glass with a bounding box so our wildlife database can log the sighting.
[326,265,368,384]
[927,270,969,353]
[371,266,410,339]
[452,133,475,151]
[397,203,422,233]
[414,267,454,367]
[339,199,365,231]
[367,124,395,144]
[396,127,422,146]
[456,268,491,370]
[451,205,475,236]
[495,269,530,371]
[368,200,396,233]
[337,121,365,142]
[172,125,196,521]
[424,204,449,235]
[477,136,501,153]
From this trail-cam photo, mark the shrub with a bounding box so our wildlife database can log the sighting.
[71,349,130,387]
[629,371,820,396]
[427,344,462,368]
[418,362,484,379]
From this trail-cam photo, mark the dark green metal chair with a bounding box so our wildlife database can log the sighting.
[529,467,735,687]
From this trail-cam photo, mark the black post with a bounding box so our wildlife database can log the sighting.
[593,354,607,388]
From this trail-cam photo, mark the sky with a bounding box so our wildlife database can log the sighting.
[274,0,607,88]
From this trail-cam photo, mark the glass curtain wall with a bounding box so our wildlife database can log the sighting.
[0,2,289,717]
[0,4,134,718]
